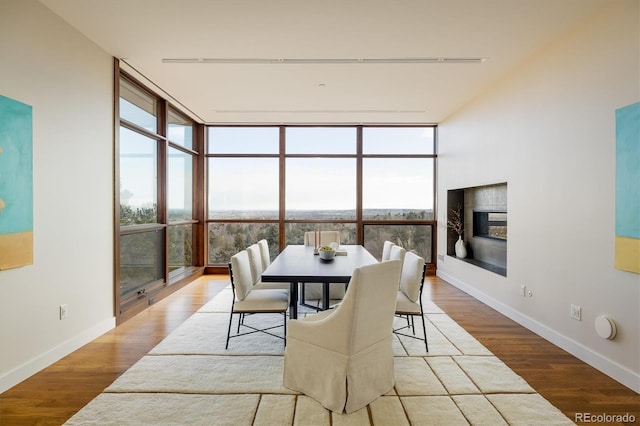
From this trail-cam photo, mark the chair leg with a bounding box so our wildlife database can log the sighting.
[283,312,287,347]
[420,313,428,352]
[225,311,234,349]
[393,313,429,352]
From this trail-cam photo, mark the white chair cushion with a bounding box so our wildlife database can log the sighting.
[399,251,425,302]
[230,250,254,301]
[234,289,289,312]
[253,280,290,290]
[396,291,421,314]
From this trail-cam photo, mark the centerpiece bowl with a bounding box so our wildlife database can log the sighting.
[318,246,336,260]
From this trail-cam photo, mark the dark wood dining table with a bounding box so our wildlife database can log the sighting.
[260,245,378,319]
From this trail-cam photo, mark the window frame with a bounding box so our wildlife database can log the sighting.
[205,124,437,269]
[115,65,439,322]
[115,66,203,324]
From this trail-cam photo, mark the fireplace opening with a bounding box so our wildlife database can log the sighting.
[473,211,507,240]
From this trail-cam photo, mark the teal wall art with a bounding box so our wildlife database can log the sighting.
[615,101,640,274]
[0,95,33,270]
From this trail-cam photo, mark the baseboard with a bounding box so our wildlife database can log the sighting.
[437,270,640,394]
[0,317,116,394]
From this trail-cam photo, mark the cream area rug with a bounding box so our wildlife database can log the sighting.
[66,286,574,425]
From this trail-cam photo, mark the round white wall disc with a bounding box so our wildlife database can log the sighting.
[594,315,617,340]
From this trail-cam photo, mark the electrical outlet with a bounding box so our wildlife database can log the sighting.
[520,285,526,297]
[59,304,68,320]
[570,304,582,321]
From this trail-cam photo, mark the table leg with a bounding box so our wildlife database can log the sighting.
[322,282,330,311]
[289,281,298,319]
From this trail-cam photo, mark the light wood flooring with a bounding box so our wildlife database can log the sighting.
[1,274,638,425]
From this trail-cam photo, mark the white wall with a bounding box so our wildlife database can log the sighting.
[0,0,114,392]
[437,0,640,392]
[0,0,637,396]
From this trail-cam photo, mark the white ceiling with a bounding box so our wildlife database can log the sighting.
[40,0,609,124]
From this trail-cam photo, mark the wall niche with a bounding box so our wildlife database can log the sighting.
[447,183,507,276]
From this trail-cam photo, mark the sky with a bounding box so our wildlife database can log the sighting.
[119,100,435,212]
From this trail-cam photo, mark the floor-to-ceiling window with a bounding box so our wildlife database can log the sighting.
[206,125,436,266]
[361,127,436,262]
[115,70,437,322]
[167,109,197,277]
[284,127,358,246]
[116,71,202,322]
[206,126,281,263]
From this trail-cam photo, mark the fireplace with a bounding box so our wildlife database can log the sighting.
[446,183,507,276]
[473,211,507,240]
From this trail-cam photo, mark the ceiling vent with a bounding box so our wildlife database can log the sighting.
[212,109,426,114]
[162,57,487,65]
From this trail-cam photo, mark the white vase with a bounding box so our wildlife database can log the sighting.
[455,236,467,259]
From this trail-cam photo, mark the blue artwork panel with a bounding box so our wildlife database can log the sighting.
[615,102,640,238]
[615,101,640,273]
[0,95,33,269]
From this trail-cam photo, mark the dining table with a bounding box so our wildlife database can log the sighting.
[260,244,378,319]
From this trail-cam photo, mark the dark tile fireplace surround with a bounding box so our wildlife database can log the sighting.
[447,183,507,276]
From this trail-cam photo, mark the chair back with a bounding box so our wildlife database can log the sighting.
[304,231,340,246]
[381,240,394,261]
[229,250,254,300]
[338,260,402,354]
[246,243,264,284]
[257,239,271,268]
[389,244,406,265]
[399,252,426,302]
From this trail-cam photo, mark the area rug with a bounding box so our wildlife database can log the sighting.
[65,285,574,425]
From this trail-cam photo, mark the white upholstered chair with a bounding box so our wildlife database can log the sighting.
[303,230,341,247]
[301,231,345,306]
[380,240,395,262]
[283,260,402,413]
[246,243,265,283]
[389,244,406,268]
[394,251,428,352]
[257,239,271,269]
[247,243,289,290]
[226,250,289,348]
[381,240,394,261]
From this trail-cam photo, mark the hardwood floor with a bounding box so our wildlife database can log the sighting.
[425,281,640,425]
[1,274,638,425]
